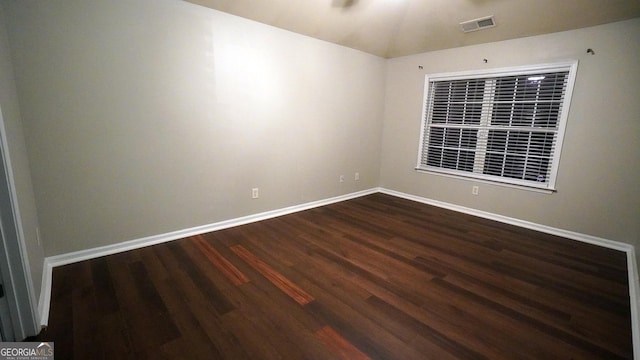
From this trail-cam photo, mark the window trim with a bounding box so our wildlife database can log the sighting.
[416,60,579,192]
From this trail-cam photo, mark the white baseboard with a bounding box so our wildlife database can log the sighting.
[36,187,640,359]
[37,188,378,326]
[378,188,634,252]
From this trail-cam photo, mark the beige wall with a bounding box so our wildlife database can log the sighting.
[0,3,44,310]
[380,18,640,255]
[3,0,639,265]
[5,0,386,256]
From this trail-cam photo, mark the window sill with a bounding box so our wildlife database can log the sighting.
[415,168,556,194]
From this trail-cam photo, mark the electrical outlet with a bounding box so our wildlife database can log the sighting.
[472,185,479,195]
[252,188,259,199]
[339,175,345,183]
[355,172,360,181]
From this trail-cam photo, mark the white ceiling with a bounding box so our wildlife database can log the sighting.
[184,0,640,58]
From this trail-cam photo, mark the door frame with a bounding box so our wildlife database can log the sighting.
[0,108,38,340]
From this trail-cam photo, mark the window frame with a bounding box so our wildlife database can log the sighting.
[416,61,579,192]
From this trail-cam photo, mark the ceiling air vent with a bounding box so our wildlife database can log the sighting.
[460,16,496,33]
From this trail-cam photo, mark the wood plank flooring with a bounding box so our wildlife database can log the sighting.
[37,193,633,359]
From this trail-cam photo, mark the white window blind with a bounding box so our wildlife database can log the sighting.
[417,61,578,190]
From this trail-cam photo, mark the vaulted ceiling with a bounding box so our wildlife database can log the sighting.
[184,0,640,58]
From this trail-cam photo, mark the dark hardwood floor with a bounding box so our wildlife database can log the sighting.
[38,193,633,359]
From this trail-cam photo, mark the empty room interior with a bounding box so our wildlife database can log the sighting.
[0,0,639,358]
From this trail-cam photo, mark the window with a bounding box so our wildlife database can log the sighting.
[416,61,578,191]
